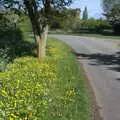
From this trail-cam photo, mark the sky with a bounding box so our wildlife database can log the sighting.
[70,0,104,19]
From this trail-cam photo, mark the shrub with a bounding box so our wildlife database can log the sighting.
[70,19,111,33]
[0,11,34,72]
[0,28,35,71]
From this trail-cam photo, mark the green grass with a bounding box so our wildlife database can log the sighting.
[24,25,92,120]
[20,26,92,119]
[46,38,92,120]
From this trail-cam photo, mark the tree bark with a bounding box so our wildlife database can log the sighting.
[34,25,48,58]
[42,25,48,57]
[23,0,49,58]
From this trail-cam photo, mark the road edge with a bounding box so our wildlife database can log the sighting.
[77,58,103,120]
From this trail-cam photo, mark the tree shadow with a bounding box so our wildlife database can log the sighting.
[74,52,120,80]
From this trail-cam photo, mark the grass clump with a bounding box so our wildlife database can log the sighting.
[0,38,91,120]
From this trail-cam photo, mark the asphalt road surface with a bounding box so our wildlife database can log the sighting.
[51,35,120,120]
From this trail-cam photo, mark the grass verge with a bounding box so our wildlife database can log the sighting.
[0,35,91,119]
[47,38,92,120]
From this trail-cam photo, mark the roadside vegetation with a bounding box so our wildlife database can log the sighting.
[50,17,120,39]
[1,0,119,119]
[0,7,91,120]
[0,30,91,119]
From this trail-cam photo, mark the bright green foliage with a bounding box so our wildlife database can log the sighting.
[83,7,88,20]
[0,38,91,120]
[50,8,80,31]
[84,19,111,33]
[46,39,91,120]
[72,19,111,33]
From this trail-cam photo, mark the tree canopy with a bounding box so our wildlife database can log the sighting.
[0,0,73,58]
[102,0,120,12]
[106,4,120,34]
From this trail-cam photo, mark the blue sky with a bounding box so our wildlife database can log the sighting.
[70,0,104,19]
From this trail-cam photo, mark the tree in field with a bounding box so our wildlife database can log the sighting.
[0,0,72,58]
[83,6,88,20]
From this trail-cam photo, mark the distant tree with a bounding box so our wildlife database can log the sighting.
[83,6,88,20]
[105,4,120,34]
[102,0,120,12]
[49,8,78,29]
[61,8,80,30]
[1,0,73,58]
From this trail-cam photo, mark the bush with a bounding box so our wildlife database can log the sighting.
[75,19,111,33]
[0,28,35,71]
[0,11,34,72]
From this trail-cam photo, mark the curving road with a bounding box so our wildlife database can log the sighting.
[51,35,120,120]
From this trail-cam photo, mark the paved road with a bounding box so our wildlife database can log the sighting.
[51,35,120,120]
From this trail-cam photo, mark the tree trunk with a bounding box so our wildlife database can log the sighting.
[34,25,48,58]
[23,0,49,58]
[42,25,48,57]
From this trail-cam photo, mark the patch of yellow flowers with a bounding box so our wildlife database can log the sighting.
[0,56,57,119]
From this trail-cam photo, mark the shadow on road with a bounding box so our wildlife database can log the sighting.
[74,52,120,80]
